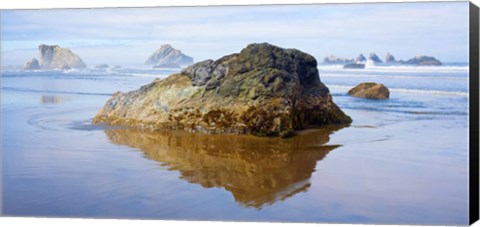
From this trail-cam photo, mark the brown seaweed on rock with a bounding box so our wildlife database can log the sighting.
[93,43,351,137]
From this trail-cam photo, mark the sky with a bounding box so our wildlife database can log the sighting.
[0,2,470,67]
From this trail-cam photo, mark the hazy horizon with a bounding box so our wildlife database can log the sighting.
[1,2,470,67]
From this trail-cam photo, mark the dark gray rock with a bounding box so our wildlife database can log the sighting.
[403,55,442,65]
[343,63,365,69]
[368,53,383,64]
[356,54,366,62]
[385,53,397,64]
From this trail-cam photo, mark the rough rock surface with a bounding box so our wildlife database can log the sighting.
[403,55,442,65]
[93,43,352,137]
[38,44,87,69]
[23,58,40,70]
[348,82,390,100]
[323,55,354,65]
[343,63,365,69]
[385,53,397,64]
[368,53,383,64]
[145,44,193,66]
[356,54,366,62]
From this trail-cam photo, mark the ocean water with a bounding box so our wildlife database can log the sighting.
[0,64,470,225]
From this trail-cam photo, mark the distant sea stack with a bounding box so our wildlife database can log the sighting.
[323,55,354,65]
[368,53,383,64]
[93,43,352,137]
[38,44,87,69]
[356,54,367,63]
[23,58,40,70]
[385,53,397,64]
[145,44,194,67]
[348,82,390,100]
[403,55,442,66]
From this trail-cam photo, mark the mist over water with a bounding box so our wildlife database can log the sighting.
[1,64,469,225]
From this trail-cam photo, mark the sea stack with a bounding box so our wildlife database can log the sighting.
[368,53,383,64]
[403,55,442,65]
[356,54,367,63]
[385,53,397,64]
[38,44,87,69]
[93,43,352,137]
[145,44,194,67]
[23,58,40,70]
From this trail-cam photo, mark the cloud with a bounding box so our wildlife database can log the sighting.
[1,2,469,66]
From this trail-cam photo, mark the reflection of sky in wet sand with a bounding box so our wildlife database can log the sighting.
[105,126,343,209]
[40,95,70,104]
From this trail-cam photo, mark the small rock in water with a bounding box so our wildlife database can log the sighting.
[343,63,365,69]
[348,82,390,100]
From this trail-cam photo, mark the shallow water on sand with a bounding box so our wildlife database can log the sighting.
[1,67,469,225]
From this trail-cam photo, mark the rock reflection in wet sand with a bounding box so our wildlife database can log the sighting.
[105,126,343,209]
[40,95,70,104]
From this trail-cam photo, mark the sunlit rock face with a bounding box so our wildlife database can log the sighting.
[38,44,87,69]
[93,43,351,137]
[348,82,390,100]
[104,125,343,208]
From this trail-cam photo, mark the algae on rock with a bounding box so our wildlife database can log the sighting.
[93,43,351,137]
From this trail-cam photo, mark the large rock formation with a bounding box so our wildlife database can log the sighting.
[23,58,40,70]
[368,52,383,64]
[145,44,194,67]
[356,54,367,63]
[385,53,397,64]
[323,55,354,65]
[93,43,352,137]
[38,44,87,69]
[348,82,390,100]
[403,55,442,65]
